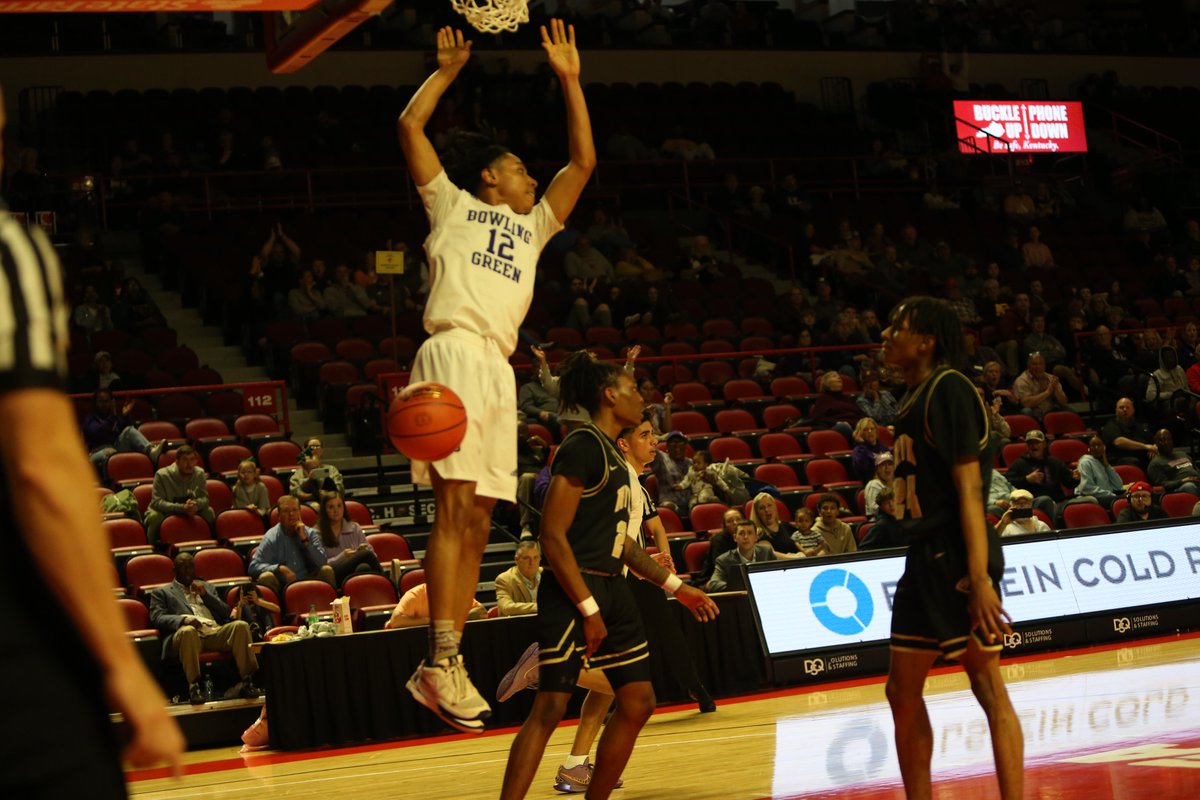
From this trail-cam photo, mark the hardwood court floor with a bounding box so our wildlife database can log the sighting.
[128,632,1200,799]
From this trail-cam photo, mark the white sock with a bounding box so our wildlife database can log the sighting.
[564,754,589,768]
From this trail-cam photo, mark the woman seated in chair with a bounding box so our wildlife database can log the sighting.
[316,491,383,587]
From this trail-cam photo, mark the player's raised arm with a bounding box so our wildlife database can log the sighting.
[540,19,596,224]
[397,26,472,187]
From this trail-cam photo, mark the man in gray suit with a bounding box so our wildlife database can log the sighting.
[494,541,542,617]
[149,552,260,704]
[706,520,775,592]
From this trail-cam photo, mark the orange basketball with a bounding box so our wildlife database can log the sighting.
[387,383,468,462]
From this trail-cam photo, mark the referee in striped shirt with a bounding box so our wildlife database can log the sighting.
[0,84,182,797]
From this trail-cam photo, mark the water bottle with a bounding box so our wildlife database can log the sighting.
[307,603,318,630]
[203,675,214,702]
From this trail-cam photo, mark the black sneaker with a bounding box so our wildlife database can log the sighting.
[689,685,717,713]
[188,682,205,705]
[240,679,263,699]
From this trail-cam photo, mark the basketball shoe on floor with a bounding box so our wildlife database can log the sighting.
[496,642,540,702]
[553,760,623,794]
[406,654,491,734]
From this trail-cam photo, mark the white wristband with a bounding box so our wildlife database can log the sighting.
[662,573,683,594]
[577,596,600,617]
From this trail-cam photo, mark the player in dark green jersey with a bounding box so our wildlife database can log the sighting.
[881,297,1024,800]
[500,352,718,800]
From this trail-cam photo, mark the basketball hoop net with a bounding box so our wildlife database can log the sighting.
[449,0,529,33]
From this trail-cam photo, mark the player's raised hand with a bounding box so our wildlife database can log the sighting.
[436,26,472,72]
[676,584,720,622]
[540,19,580,80]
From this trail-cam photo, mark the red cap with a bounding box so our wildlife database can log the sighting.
[1128,481,1152,494]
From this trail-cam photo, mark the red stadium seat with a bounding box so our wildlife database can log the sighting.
[132,483,154,514]
[215,509,266,548]
[714,409,762,435]
[125,554,175,596]
[206,479,234,514]
[106,452,156,489]
[137,420,185,448]
[209,444,254,479]
[399,568,427,596]
[762,404,803,430]
[803,458,862,493]
[671,410,713,436]
[806,429,852,457]
[118,598,158,640]
[654,506,685,534]
[1062,503,1112,529]
[770,376,812,398]
[345,500,375,527]
[156,392,204,426]
[1001,442,1029,467]
[755,463,805,490]
[104,518,152,560]
[342,573,398,630]
[758,432,807,465]
[709,436,759,466]
[193,547,247,588]
[257,441,303,475]
[1042,411,1095,440]
[159,515,215,550]
[1003,414,1041,442]
[367,532,414,562]
[1161,492,1197,517]
[696,360,735,387]
[1114,464,1147,485]
[683,541,710,575]
[261,474,286,507]
[689,502,730,533]
[1049,438,1088,465]
[284,579,337,621]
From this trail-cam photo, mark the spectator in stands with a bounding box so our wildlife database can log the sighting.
[1086,326,1136,402]
[996,292,1033,375]
[677,449,729,510]
[614,244,667,282]
[1145,345,1189,424]
[1021,314,1080,396]
[518,372,559,430]
[148,552,260,705]
[1003,181,1037,221]
[144,444,214,547]
[1033,182,1061,218]
[978,360,1018,412]
[895,224,933,272]
[1116,482,1167,523]
[856,368,897,426]
[1123,197,1167,233]
[787,507,821,556]
[1013,352,1069,420]
[308,259,331,293]
[1006,430,1078,523]
[586,207,632,258]
[986,466,1016,518]
[822,315,870,377]
[679,234,722,282]
[83,388,154,479]
[255,222,302,302]
[812,493,857,555]
[564,234,614,283]
[660,126,716,161]
[1076,436,1125,508]
[637,378,672,435]
[290,437,345,506]
[858,488,908,550]
[944,279,981,326]
[563,276,613,332]
[651,431,692,512]
[229,583,279,644]
[775,174,812,218]
[93,350,121,391]
[494,540,542,617]
[1177,219,1200,265]
[324,263,384,317]
[1174,322,1198,370]
[514,420,550,540]
[749,491,799,556]
[1187,344,1200,393]
[706,520,774,592]
[863,451,894,519]
[73,285,113,336]
[249,495,335,593]
[286,269,326,321]
[385,581,486,628]
[112,278,164,331]
[963,331,1002,378]
[870,244,908,299]
[606,124,658,161]
[1101,397,1158,468]
[1147,428,1200,497]
[994,229,1026,273]
[528,345,590,434]
[995,489,1051,537]
[700,507,745,582]
[851,418,888,482]
[233,459,270,520]
[809,371,863,439]
[316,491,383,587]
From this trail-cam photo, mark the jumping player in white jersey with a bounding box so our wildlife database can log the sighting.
[397,20,596,734]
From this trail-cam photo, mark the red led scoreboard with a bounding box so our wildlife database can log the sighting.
[953,100,1088,154]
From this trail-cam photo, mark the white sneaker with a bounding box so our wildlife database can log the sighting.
[406,655,491,734]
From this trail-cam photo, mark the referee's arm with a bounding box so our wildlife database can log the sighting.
[0,219,183,771]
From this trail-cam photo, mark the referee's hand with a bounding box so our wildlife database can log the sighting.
[582,613,607,657]
[676,584,720,622]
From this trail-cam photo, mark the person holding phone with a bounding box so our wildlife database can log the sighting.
[995,489,1051,536]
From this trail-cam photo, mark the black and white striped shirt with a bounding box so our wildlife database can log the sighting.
[0,209,69,393]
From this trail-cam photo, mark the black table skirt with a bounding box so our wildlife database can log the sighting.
[263,593,765,750]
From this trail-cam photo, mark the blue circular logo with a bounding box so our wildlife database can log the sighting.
[810,568,874,635]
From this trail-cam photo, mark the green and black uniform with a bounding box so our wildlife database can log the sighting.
[537,424,650,692]
[890,366,1005,661]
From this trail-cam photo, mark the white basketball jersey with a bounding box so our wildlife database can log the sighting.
[418,171,562,357]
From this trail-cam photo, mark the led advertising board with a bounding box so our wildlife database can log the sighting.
[954,100,1088,154]
[746,523,1200,658]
